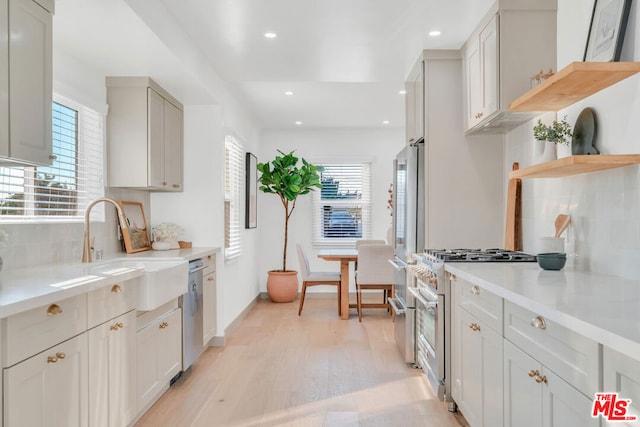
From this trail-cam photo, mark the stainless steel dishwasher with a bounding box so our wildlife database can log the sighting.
[180,258,205,371]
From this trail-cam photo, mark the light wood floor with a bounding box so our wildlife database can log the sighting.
[135,297,465,427]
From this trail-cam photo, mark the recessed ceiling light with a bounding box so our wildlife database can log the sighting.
[264,32,277,39]
[295,121,302,125]
[382,120,390,125]
[428,30,441,37]
[398,90,406,95]
[285,91,294,96]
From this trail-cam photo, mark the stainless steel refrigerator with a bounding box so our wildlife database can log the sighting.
[388,141,424,364]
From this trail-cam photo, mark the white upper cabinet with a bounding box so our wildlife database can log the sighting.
[405,59,424,145]
[462,0,557,134]
[0,0,53,166]
[106,77,184,191]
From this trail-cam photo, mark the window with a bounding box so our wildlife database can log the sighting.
[312,162,372,246]
[0,95,104,221]
[224,135,243,259]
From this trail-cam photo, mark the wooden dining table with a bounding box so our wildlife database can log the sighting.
[317,249,358,319]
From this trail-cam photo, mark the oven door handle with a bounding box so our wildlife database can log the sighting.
[408,287,437,307]
[388,297,406,315]
[388,259,407,270]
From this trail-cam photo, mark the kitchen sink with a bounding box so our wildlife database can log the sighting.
[90,259,188,311]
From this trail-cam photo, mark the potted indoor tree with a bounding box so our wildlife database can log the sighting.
[257,150,322,302]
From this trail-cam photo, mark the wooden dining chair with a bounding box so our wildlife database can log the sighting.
[355,244,395,322]
[296,243,342,316]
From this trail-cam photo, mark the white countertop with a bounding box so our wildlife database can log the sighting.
[444,263,640,358]
[124,246,220,262]
[0,247,220,319]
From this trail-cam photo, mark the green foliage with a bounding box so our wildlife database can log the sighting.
[533,116,573,145]
[257,150,322,201]
[257,150,322,271]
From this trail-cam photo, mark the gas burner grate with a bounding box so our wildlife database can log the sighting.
[423,248,536,263]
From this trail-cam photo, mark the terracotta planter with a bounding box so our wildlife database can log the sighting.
[266,270,298,303]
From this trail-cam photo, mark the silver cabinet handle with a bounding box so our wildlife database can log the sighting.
[471,286,480,295]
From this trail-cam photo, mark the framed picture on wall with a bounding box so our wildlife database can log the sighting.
[584,0,632,62]
[245,152,257,229]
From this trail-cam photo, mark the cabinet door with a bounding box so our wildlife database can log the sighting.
[89,311,136,427]
[203,270,217,345]
[163,100,183,191]
[137,315,162,412]
[455,308,503,427]
[0,0,7,157]
[405,60,424,144]
[4,333,88,427]
[465,35,482,129]
[158,307,182,383]
[542,368,599,427]
[504,340,543,427]
[480,14,499,120]
[147,88,166,189]
[8,0,52,165]
[603,347,640,427]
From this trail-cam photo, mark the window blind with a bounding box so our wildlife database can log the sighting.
[312,162,372,247]
[224,135,243,259]
[0,95,104,221]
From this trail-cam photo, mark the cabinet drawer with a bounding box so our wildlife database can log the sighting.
[504,300,600,396]
[3,294,87,367]
[454,276,502,333]
[87,279,138,328]
[202,254,216,276]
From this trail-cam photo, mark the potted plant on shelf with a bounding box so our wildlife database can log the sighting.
[533,116,573,161]
[257,150,322,302]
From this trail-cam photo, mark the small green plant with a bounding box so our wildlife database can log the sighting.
[533,116,573,145]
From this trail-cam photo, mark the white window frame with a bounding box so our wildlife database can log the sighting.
[224,134,244,260]
[0,94,105,223]
[312,160,372,247]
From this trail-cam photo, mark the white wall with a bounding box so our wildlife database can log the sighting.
[257,128,405,293]
[505,0,640,278]
[151,104,262,335]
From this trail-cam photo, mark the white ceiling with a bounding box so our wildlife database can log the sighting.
[53,0,494,129]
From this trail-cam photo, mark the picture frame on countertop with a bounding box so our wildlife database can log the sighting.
[584,0,631,62]
[119,201,152,253]
[245,152,258,229]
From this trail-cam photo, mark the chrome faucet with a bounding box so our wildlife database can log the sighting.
[82,197,127,263]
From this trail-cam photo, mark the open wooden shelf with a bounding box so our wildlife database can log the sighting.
[509,155,640,179]
[509,62,640,112]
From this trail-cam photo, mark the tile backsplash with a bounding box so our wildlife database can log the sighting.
[0,188,150,271]
[506,116,640,280]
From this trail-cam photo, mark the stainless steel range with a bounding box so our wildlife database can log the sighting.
[408,249,536,406]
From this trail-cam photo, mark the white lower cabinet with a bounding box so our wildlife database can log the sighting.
[603,347,640,427]
[88,310,136,427]
[202,253,217,345]
[453,308,503,427]
[137,307,182,413]
[450,274,602,427]
[503,340,599,427]
[4,333,88,426]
